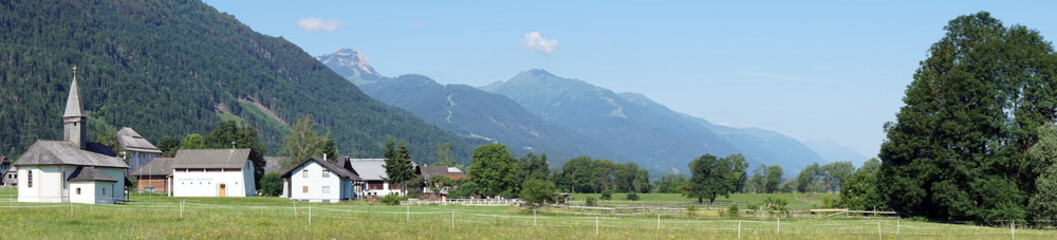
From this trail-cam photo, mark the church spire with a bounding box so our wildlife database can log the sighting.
[63,65,86,149]
[63,65,84,118]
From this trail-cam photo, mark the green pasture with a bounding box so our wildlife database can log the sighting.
[0,189,1052,239]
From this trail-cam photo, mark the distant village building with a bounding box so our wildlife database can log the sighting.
[419,165,465,199]
[170,149,257,197]
[2,166,16,187]
[129,157,174,194]
[0,156,10,178]
[280,156,360,202]
[15,67,129,204]
[117,127,162,176]
[346,158,405,197]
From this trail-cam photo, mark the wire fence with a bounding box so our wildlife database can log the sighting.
[0,196,1054,239]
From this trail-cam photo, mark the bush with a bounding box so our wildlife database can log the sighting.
[380,194,407,205]
[520,179,556,205]
[727,204,740,218]
[260,172,283,197]
[625,192,640,201]
[600,190,613,200]
[585,196,598,207]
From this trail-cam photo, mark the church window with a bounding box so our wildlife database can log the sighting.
[76,188,81,195]
[27,171,31,188]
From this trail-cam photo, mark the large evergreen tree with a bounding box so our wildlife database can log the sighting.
[878,12,1057,221]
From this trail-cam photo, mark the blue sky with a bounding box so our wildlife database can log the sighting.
[202,0,1057,158]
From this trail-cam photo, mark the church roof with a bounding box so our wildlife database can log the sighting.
[63,73,84,118]
[117,127,162,154]
[170,149,251,169]
[130,157,174,177]
[14,141,128,168]
[67,166,117,182]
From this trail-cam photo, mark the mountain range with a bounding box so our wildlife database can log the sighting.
[0,0,472,164]
[324,48,858,173]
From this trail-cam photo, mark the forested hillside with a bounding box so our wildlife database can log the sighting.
[0,0,471,163]
[350,73,614,161]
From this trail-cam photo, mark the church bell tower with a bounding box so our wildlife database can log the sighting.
[63,65,86,149]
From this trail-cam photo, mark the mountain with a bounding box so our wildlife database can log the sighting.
[802,139,870,166]
[679,114,825,172]
[618,91,824,172]
[0,0,472,164]
[318,49,612,161]
[317,48,383,81]
[482,70,743,173]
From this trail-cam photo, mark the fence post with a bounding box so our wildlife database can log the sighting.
[777,216,780,234]
[1011,219,1015,240]
[293,202,297,217]
[308,206,312,225]
[451,209,455,229]
[738,220,742,239]
[657,214,660,230]
[877,222,881,240]
[534,209,537,226]
[595,216,599,236]
[406,205,410,222]
[896,218,900,235]
[180,200,184,219]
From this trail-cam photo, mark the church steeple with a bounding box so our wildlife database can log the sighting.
[63,65,86,149]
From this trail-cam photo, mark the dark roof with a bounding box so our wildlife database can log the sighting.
[0,156,9,164]
[117,127,162,154]
[130,157,175,177]
[14,141,128,168]
[263,156,289,173]
[64,74,84,118]
[67,166,117,182]
[280,157,360,180]
[420,165,465,180]
[170,149,251,168]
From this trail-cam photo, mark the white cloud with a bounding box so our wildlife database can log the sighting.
[297,17,343,32]
[522,31,559,55]
[731,72,839,84]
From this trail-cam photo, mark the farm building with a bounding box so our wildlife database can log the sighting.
[2,165,16,187]
[15,68,129,204]
[281,157,360,202]
[130,157,174,194]
[117,127,162,177]
[170,149,257,197]
[419,165,465,198]
[346,158,409,197]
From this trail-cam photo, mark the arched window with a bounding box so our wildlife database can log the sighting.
[27,170,32,188]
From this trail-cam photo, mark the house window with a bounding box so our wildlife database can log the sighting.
[102,188,106,195]
[323,170,330,178]
[322,186,330,194]
[27,170,31,188]
[303,169,308,178]
[76,188,81,195]
[302,186,308,193]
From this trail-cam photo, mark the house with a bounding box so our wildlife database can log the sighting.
[2,166,16,187]
[170,149,257,197]
[345,158,405,197]
[280,157,360,202]
[419,165,465,198]
[263,156,290,174]
[15,67,129,204]
[129,157,174,194]
[117,127,162,176]
[0,156,10,177]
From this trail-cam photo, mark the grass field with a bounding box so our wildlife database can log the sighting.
[0,189,1053,239]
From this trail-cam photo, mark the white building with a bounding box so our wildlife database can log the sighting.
[117,127,162,177]
[15,67,129,204]
[346,158,405,197]
[170,149,257,197]
[281,157,360,202]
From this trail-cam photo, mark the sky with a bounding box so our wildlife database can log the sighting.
[202,0,1057,158]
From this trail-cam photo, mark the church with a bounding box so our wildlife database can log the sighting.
[14,66,129,204]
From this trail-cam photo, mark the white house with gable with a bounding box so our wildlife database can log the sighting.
[281,157,360,202]
[15,66,129,204]
[346,158,409,197]
[171,149,256,197]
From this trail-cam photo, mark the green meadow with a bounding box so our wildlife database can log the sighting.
[0,189,1053,239]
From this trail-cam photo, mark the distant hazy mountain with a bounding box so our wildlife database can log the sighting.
[620,92,825,172]
[317,48,383,81]
[482,70,743,173]
[319,51,612,161]
[802,139,870,166]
